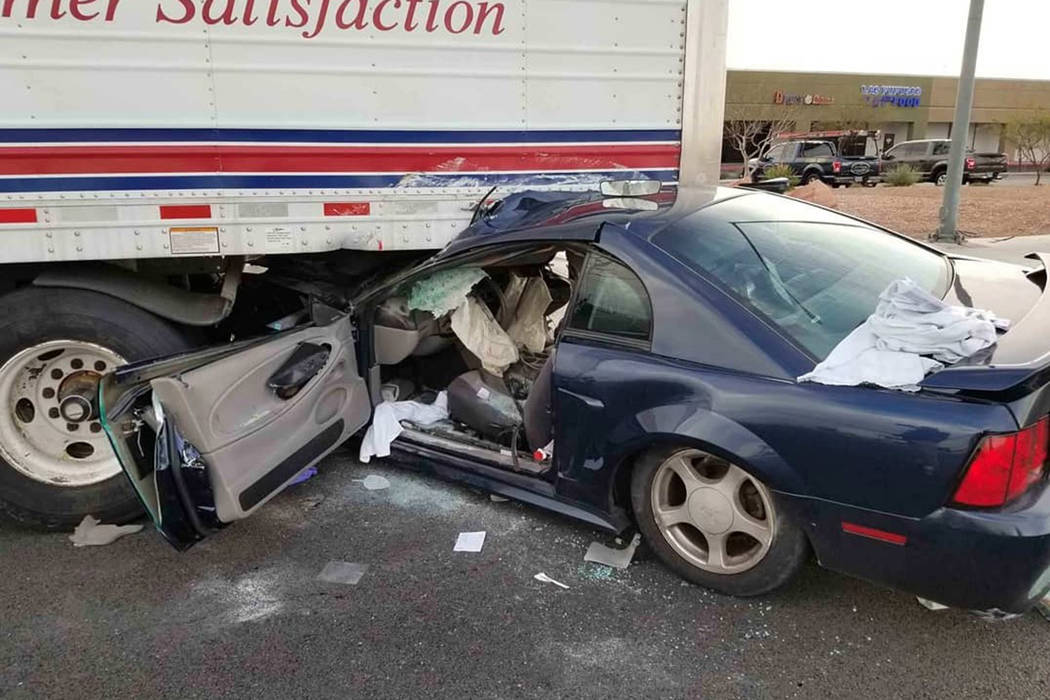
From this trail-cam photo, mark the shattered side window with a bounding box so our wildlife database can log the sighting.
[568,254,651,342]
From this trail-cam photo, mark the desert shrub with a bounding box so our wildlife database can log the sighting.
[883,164,920,187]
[762,163,800,188]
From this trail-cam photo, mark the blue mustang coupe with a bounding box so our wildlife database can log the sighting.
[102,185,1050,614]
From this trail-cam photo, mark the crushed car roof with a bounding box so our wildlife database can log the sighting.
[437,185,754,258]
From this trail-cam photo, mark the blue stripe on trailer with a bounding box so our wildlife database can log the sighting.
[0,169,678,193]
[0,128,683,145]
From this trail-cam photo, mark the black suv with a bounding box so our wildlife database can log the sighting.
[880,139,1007,185]
[750,140,879,187]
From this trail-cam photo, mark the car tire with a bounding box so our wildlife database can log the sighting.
[631,446,809,597]
[0,287,193,530]
[934,169,948,186]
[801,171,821,185]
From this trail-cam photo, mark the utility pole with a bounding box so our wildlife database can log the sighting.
[933,0,984,243]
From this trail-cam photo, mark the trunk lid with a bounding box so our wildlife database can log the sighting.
[921,253,1050,397]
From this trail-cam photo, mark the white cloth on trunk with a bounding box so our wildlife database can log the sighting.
[798,278,1009,392]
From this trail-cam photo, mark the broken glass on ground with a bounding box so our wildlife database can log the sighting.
[356,474,391,491]
[317,561,369,585]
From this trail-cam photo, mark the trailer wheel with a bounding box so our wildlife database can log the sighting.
[0,288,193,530]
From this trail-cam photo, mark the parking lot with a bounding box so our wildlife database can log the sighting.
[3,447,1050,699]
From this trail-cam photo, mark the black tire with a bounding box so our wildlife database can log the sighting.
[801,171,821,185]
[631,445,809,597]
[0,288,193,530]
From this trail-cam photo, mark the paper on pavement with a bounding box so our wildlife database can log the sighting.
[454,531,486,552]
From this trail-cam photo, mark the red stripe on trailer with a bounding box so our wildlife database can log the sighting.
[0,144,681,176]
[324,202,371,216]
[160,204,212,220]
[0,208,37,224]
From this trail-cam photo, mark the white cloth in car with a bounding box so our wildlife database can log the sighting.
[359,391,449,463]
[798,278,1009,392]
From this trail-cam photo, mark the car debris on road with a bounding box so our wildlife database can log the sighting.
[69,515,143,547]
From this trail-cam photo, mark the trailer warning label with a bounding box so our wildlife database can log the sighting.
[265,226,294,252]
[169,226,220,255]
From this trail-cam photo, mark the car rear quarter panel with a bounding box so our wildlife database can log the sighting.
[552,343,1016,522]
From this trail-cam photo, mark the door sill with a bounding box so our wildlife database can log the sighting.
[397,426,550,476]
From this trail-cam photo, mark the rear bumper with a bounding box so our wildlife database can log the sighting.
[779,483,1050,613]
[827,174,879,185]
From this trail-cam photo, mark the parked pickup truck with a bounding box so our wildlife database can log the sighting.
[750,140,879,187]
[881,139,1008,185]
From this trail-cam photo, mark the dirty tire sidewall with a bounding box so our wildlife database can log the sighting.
[0,287,193,530]
[631,446,810,598]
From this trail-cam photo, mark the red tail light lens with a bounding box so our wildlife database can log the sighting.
[953,417,1049,507]
[965,157,976,170]
[832,161,842,174]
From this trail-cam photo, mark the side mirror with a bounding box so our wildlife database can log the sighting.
[883,154,894,161]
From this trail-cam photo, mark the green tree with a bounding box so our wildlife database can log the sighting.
[1003,112,1050,185]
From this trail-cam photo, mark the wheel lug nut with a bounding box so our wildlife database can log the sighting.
[90,422,101,433]
[48,408,60,419]
[94,361,106,371]
[66,423,79,431]
[50,368,63,380]
[71,359,84,370]
[42,388,55,399]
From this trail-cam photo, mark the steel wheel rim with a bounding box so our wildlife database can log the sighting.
[650,449,776,574]
[0,340,126,487]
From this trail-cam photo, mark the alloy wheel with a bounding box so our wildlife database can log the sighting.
[650,449,776,574]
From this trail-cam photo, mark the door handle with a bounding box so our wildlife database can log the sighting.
[267,342,331,399]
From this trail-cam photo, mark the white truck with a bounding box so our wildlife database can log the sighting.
[0,0,728,528]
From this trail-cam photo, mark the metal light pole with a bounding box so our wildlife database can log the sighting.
[933,0,984,243]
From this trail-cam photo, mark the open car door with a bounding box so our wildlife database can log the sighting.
[99,316,370,550]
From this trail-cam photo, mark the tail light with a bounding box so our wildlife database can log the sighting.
[965,157,976,170]
[832,161,842,174]
[952,417,1049,507]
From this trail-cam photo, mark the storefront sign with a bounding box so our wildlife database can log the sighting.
[861,85,922,108]
[773,90,835,106]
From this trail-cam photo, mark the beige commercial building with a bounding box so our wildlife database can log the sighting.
[722,70,1050,165]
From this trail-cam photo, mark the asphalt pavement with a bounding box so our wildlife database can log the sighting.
[3,447,1050,699]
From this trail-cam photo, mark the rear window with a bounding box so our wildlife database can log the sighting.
[652,206,950,359]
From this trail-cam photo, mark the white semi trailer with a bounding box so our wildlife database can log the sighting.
[0,0,728,528]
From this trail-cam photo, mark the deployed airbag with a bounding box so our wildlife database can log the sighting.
[451,296,519,375]
[507,276,553,353]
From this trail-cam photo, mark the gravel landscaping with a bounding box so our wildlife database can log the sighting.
[832,183,1050,238]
